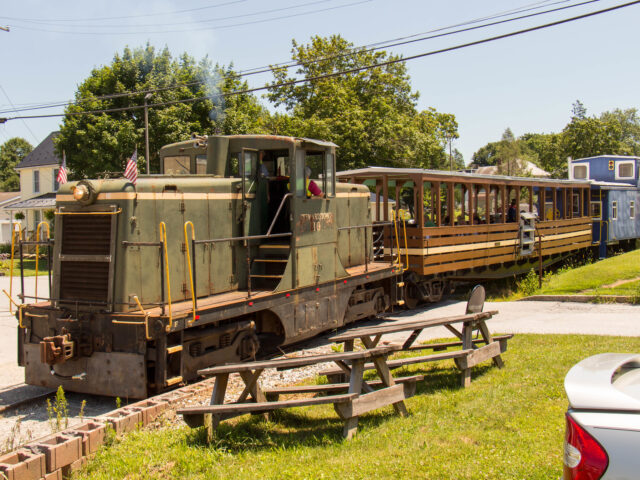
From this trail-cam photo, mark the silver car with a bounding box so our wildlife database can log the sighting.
[563,353,640,479]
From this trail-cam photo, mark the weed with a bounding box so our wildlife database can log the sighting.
[517,269,539,297]
[1,417,22,454]
[115,397,121,409]
[330,344,343,353]
[103,423,117,447]
[79,399,87,421]
[46,386,69,433]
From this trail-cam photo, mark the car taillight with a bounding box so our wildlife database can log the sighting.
[563,413,609,480]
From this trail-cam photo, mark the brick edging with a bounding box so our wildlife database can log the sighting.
[0,377,217,480]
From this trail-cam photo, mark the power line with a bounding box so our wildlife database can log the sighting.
[0,0,599,115]
[0,0,247,23]
[0,85,39,142]
[4,0,638,123]
[6,0,371,35]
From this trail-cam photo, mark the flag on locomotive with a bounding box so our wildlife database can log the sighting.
[124,149,138,185]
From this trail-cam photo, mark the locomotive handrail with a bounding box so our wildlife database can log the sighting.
[9,223,22,314]
[159,222,173,331]
[34,221,51,302]
[266,193,292,236]
[111,296,151,340]
[183,221,197,324]
[2,290,24,328]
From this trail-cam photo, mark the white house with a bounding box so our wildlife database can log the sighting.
[4,132,61,237]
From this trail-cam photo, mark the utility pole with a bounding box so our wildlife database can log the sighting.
[144,93,152,174]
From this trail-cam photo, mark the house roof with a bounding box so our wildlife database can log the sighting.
[0,192,21,206]
[474,161,550,177]
[3,192,56,210]
[16,132,61,169]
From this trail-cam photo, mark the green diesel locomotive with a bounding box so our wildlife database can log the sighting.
[18,135,403,398]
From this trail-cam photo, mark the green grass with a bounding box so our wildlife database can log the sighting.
[538,249,640,295]
[73,334,640,480]
[0,258,50,277]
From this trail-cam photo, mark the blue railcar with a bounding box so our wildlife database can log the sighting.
[568,155,640,257]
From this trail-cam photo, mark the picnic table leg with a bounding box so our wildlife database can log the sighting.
[460,323,473,388]
[401,328,424,350]
[478,321,505,368]
[361,337,408,417]
[238,370,269,421]
[204,373,229,442]
[342,358,365,440]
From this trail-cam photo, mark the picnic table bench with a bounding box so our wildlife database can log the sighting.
[177,345,415,440]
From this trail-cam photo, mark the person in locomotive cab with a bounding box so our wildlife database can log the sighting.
[507,199,517,222]
[304,166,323,197]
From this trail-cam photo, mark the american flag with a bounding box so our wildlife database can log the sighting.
[124,149,138,185]
[57,151,68,185]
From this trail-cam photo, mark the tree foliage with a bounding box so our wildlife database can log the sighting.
[56,45,270,178]
[0,137,32,191]
[472,101,640,178]
[267,35,459,170]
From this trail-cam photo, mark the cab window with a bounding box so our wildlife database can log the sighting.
[196,155,207,174]
[164,155,190,175]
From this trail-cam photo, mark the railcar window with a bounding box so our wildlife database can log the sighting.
[196,155,207,174]
[617,162,634,179]
[612,201,618,220]
[573,165,587,179]
[590,201,601,219]
[572,193,580,216]
[164,155,191,175]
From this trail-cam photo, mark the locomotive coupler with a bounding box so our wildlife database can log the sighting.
[40,333,75,365]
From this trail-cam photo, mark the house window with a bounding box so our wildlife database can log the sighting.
[612,201,617,220]
[573,165,588,179]
[631,201,636,219]
[615,161,635,180]
[53,169,60,191]
[34,210,41,228]
[33,171,40,193]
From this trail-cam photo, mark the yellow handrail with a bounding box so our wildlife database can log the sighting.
[183,221,197,325]
[159,222,173,331]
[111,296,151,340]
[34,221,51,302]
[9,223,22,313]
[400,211,409,272]
[392,210,401,268]
[3,290,24,328]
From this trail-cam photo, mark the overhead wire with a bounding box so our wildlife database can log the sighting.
[4,0,638,123]
[0,0,600,115]
[4,0,372,35]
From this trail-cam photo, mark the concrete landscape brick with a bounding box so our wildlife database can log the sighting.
[30,434,82,472]
[128,399,168,424]
[66,422,106,456]
[61,457,87,477]
[98,407,142,434]
[43,469,63,480]
[0,449,47,480]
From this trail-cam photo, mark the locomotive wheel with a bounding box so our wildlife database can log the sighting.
[403,284,421,310]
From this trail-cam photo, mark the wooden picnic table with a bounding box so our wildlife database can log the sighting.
[327,310,506,387]
[177,345,413,440]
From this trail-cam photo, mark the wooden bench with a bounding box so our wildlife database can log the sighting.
[177,345,410,440]
[263,374,425,401]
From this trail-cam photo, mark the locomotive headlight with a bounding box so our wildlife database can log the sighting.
[73,184,90,202]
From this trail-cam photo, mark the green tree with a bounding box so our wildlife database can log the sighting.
[599,108,640,156]
[495,128,530,176]
[267,35,457,170]
[520,132,564,178]
[0,137,32,191]
[561,116,623,161]
[471,141,500,166]
[57,45,270,178]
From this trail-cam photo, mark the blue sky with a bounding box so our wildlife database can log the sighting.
[1,0,638,164]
